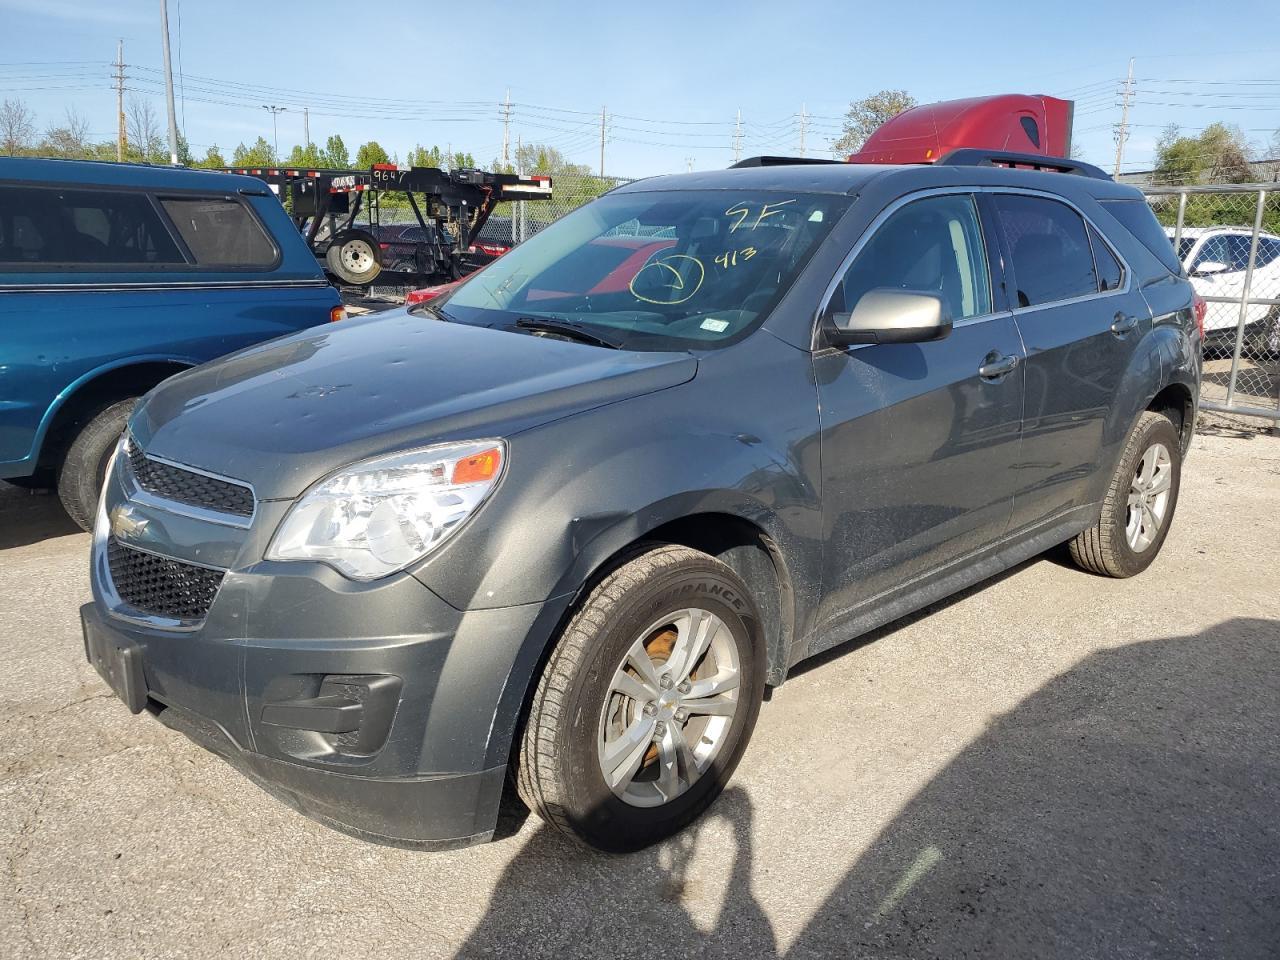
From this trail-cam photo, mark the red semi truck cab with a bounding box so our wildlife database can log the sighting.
[849,94,1073,165]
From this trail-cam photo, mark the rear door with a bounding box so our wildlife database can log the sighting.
[989,191,1147,532]
[813,191,1025,622]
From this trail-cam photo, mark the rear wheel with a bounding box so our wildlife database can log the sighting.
[325,231,382,285]
[1068,411,1182,578]
[516,544,766,852]
[57,398,136,531]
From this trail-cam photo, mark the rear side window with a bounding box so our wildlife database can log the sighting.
[160,197,276,268]
[993,194,1097,307]
[838,193,991,321]
[0,185,183,269]
[1100,199,1184,276]
[1259,238,1280,268]
[1088,224,1124,291]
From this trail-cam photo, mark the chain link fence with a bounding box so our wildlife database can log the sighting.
[488,172,635,245]
[1142,184,1280,425]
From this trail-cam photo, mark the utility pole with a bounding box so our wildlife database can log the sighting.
[1113,57,1135,177]
[115,39,126,162]
[798,102,809,158]
[733,108,743,163]
[159,0,180,164]
[262,105,286,162]
[303,107,310,148]
[501,89,511,171]
[686,156,694,173]
[599,105,607,177]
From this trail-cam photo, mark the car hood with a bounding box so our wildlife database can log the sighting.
[131,309,698,500]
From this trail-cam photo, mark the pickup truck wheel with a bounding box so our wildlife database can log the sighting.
[1068,411,1182,578]
[516,544,766,852]
[57,398,136,531]
[325,232,382,285]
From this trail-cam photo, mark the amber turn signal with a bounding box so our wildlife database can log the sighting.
[451,447,502,484]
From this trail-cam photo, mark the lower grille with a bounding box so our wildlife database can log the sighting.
[106,538,224,621]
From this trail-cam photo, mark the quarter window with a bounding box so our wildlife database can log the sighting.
[837,194,991,322]
[0,185,183,268]
[993,194,1097,307]
[1089,224,1123,292]
[160,197,276,267]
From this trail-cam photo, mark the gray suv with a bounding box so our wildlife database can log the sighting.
[82,152,1201,852]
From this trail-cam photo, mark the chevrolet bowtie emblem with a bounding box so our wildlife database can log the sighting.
[109,504,149,540]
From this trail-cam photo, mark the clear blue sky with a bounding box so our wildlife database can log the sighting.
[2,0,1278,176]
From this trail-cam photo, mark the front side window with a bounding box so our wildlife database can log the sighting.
[836,193,991,322]
[994,194,1097,307]
[0,184,183,269]
[159,197,276,268]
[440,189,849,350]
[1193,235,1232,271]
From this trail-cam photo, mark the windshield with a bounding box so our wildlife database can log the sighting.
[438,189,849,350]
[1176,236,1197,264]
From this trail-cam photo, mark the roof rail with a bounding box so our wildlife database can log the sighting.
[937,149,1111,181]
[730,156,842,169]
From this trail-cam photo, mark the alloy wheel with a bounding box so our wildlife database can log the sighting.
[596,607,742,808]
[1126,441,1173,552]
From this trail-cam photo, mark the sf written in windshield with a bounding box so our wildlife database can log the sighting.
[441,189,849,349]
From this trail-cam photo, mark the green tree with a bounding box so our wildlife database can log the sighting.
[232,136,274,166]
[285,141,324,168]
[194,144,227,169]
[409,144,444,168]
[831,89,917,156]
[355,140,390,168]
[322,134,349,169]
[1154,122,1252,186]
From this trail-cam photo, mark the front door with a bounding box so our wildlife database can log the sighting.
[814,192,1025,626]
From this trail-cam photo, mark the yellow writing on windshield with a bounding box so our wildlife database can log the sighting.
[629,254,706,305]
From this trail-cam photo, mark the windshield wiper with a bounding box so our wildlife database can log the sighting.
[413,301,455,322]
[515,317,623,350]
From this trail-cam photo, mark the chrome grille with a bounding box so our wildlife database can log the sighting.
[106,538,224,621]
[126,439,254,518]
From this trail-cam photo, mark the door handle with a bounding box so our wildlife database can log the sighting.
[978,352,1019,380]
[1111,312,1139,336]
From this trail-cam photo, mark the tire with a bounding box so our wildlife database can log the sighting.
[325,231,382,285]
[57,398,136,531]
[516,544,766,852]
[1068,411,1182,578]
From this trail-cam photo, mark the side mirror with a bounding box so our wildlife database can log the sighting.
[1193,260,1230,277]
[826,289,952,347]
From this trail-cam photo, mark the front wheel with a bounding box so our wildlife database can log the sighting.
[1068,411,1182,578]
[516,544,766,852]
[57,398,136,531]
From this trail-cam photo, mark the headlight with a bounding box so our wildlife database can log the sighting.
[266,439,505,581]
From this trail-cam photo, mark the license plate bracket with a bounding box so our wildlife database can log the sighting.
[83,615,147,714]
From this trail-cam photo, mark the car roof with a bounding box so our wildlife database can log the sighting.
[614,159,1145,202]
[0,155,270,193]
[1165,225,1280,240]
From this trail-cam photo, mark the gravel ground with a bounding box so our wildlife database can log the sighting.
[2,425,1278,959]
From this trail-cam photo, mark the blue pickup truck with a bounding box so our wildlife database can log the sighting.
[0,158,342,527]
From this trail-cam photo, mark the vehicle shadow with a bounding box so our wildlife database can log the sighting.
[457,617,1280,959]
[0,483,82,550]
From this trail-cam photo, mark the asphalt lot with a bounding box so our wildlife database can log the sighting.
[2,424,1278,959]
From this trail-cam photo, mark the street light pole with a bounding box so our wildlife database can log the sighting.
[262,105,287,163]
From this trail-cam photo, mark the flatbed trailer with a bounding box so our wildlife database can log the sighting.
[226,164,552,288]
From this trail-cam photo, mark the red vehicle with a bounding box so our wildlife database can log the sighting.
[407,235,675,305]
[849,93,1073,165]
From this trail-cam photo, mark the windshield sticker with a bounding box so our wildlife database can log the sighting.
[629,254,706,305]
[726,199,798,233]
[700,318,730,332]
